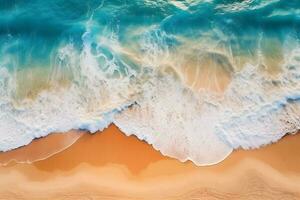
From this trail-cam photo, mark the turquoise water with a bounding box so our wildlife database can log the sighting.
[1,0,299,70]
[0,0,300,165]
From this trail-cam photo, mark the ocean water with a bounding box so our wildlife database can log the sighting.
[0,0,300,165]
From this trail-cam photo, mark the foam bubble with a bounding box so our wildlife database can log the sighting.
[114,73,233,165]
[0,36,137,152]
[0,28,300,166]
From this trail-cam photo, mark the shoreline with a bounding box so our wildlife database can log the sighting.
[0,125,300,199]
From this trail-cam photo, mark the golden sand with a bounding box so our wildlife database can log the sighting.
[0,125,299,199]
[0,130,83,165]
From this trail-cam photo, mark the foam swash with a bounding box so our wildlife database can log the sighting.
[0,0,300,165]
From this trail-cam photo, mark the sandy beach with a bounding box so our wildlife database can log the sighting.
[1,1,300,200]
[0,124,299,199]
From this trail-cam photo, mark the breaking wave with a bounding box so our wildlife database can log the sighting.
[0,0,300,165]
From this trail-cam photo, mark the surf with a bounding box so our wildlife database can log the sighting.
[0,0,300,166]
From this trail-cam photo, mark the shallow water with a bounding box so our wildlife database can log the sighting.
[0,0,300,165]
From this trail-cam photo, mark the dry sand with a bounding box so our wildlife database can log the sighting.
[0,124,300,200]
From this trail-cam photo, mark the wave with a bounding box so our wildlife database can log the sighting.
[0,0,300,165]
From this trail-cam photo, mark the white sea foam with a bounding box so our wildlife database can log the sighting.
[0,30,300,166]
[114,73,233,165]
[114,60,300,164]
[114,33,300,165]
[0,34,137,152]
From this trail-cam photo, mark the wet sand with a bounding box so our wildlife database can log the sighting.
[0,124,300,199]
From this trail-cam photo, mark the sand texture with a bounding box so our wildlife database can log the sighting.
[0,125,299,200]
